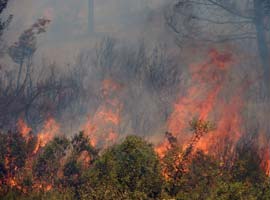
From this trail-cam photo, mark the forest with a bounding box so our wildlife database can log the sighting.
[1,0,270,199]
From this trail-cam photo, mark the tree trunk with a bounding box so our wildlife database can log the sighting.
[88,0,94,34]
[254,0,270,98]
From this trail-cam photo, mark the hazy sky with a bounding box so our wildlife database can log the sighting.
[6,0,165,38]
[3,0,167,63]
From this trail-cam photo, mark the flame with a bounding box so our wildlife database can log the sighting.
[83,118,97,147]
[17,118,31,139]
[167,50,232,137]
[261,148,270,176]
[258,133,270,176]
[82,79,122,148]
[78,150,92,169]
[95,107,120,125]
[102,79,122,97]
[105,130,118,146]
[265,160,270,177]
[32,182,53,192]
[195,95,243,155]
[155,138,171,158]
[45,184,52,191]
[156,49,244,159]
[34,118,60,153]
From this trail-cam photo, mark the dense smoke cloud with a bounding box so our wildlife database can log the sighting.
[2,0,269,146]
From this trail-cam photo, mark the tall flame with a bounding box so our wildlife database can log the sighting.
[34,118,60,153]
[82,79,122,147]
[17,118,32,139]
[156,49,243,159]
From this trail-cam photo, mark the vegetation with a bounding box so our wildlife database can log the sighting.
[1,1,270,199]
[0,128,269,200]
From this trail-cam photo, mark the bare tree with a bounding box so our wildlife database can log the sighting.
[0,0,12,56]
[167,0,270,97]
[8,18,50,92]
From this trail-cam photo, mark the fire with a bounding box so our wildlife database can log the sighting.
[265,161,270,177]
[95,107,120,125]
[45,184,52,191]
[155,138,171,158]
[259,133,270,176]
[261,149,270,176]
[82,78,122,148]
[32,182,53,192]
[34,118,60,153]
[102,79,123,97]
[156,49,244,159]
[17,118,32,139]
[78,150,92,169]
[167,50,232,137]
[195,95,243,155]
[106,130,118,146]
[83,118,97,146]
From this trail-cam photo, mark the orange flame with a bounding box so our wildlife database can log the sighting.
[265,160,270,176]
[259,133,270,176]
[155,139,171,158]
[17,118,31,139]
[156,49,243,159]
[95,107,120,125]
[34,118,60,153]
[83,118,97,147]
[82,79,122,148]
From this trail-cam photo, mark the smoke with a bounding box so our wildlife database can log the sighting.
[2,0,172,65]
[2,0,269,155]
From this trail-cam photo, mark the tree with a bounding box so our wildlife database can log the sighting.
[0,0,12,56]
[0,0,11,35]
[79,136,164,200]
[168,0,270,97]
[8,18,50,91]
[33,137,69,188]
[232,140,266,184]
[208,181,258,200]
[61,132,98,198]
[71,132,98,160]
[175,151,222,200]
[0,130,33,195]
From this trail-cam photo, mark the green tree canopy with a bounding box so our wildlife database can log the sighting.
[79,135,163,200]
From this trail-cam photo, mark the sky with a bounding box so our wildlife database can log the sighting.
[3,0,167,62]
[6,0,165,38]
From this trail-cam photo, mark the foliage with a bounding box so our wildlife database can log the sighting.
[0,131,269,200]
[0,0,12,37]
[79,135,164,200]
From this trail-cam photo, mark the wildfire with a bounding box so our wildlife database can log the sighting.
[259,133,270,176]
[34,118,60,153]
[95,107,120,125]
[102,79,123,97]
[83,118,97,146]
[78,150,92,169]
[156,49,244,159]
[82,79,122,148]
[155,137,172,158]
[265,160,270,177]
[17,118,32,139]
[262,150,270,176]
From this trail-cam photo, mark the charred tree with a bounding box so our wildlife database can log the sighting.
[170,0,270,97]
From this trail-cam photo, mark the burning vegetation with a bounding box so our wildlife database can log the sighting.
[1,0,270,199]
[1,47,270,199]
